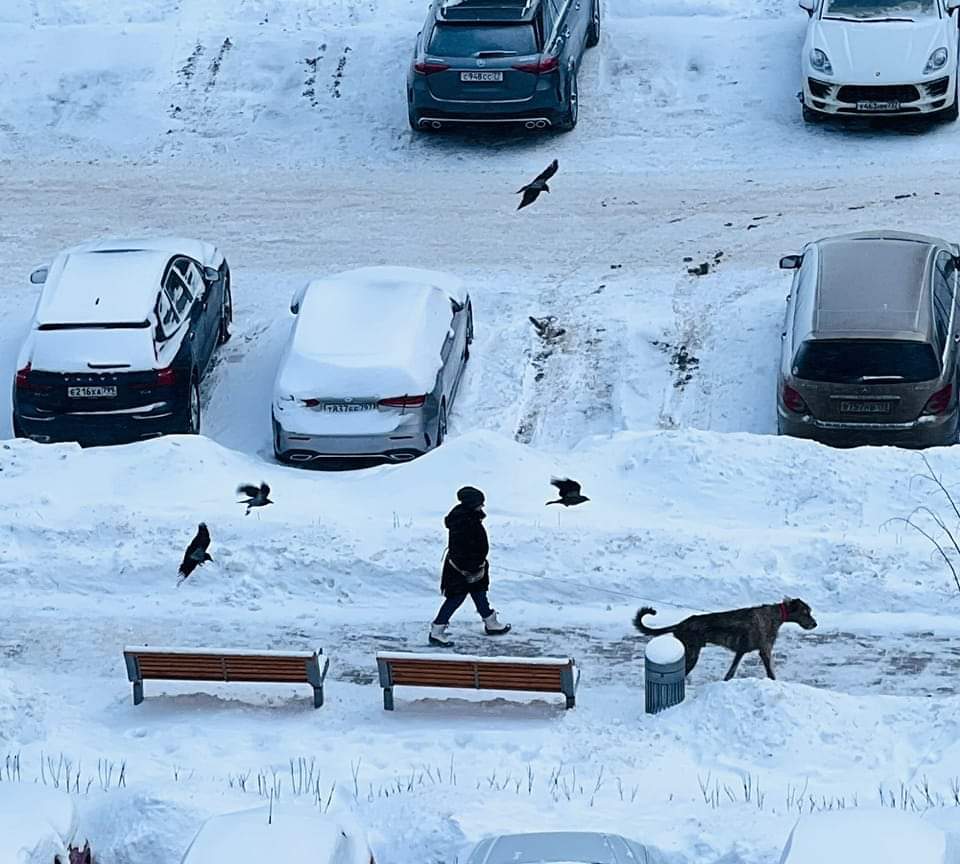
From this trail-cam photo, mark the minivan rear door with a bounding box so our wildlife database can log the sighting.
[791,339,941,422]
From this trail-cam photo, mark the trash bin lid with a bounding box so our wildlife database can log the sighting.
[645,634,684,665]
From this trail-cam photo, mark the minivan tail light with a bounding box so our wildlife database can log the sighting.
[378,394,427,408]
[15,362,32,390]
[922,383,953,416]
[156,367,176,387]
[782,384,809,414]
[302,398,322,407]
[414,61,449,75]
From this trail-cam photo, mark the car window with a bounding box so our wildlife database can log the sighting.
[933,253,955,356]
[791,250,817,344]
[428,23,538,56]
[793,339,941,383]
[164,261,194,317]
[156,289,179,340]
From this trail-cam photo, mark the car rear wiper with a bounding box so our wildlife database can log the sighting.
[474,49,518,57]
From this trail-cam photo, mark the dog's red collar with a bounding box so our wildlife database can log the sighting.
[779,601,789,623]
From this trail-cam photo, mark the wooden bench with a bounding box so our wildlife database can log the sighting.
[376,652,579,711]
[123,646,329,709]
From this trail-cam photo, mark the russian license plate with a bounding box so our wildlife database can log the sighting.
[857,100,899,112]
[839,400,891,414]
[460,71,503,83]
[68,386,117,398]
[322,402,375,413]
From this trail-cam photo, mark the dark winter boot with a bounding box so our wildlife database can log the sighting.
[429,624,454,647]
[483,611,511,636]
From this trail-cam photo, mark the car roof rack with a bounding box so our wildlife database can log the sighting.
[438,0,537,22]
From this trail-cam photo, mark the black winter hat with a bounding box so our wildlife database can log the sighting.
[456,486,485,507]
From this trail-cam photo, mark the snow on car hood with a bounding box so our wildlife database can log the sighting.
[808,17,949,83]
[273,267,461,401]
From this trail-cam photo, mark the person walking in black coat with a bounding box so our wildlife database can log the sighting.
[429,486,511,647]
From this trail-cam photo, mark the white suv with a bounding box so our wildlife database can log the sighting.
[800,0,960,122]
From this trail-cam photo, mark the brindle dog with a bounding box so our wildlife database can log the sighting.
[634,599,817,680]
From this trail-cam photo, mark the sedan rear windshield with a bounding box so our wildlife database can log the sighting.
[793,339,940,383]
[822,0,936,20]
[428,23,538,57]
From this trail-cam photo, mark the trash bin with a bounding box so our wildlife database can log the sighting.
[644,634,685,714]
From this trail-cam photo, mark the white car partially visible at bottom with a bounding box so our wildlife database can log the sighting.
[779,808,960,864]
[272,266,473,467]
[800,0,960,122]
[180,806,375,864]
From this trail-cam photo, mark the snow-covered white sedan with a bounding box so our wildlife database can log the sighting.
[272,266,472,466]
[800,0,960,122]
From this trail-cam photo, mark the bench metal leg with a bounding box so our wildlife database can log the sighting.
[565,693,576,710]
[132,680,144,706]
[313,685,324,709]
[383,687,394,711]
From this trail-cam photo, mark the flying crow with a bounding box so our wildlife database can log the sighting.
[177,522,213,583]
[237,482,273,515]
[546,477,590,507]
[517,159,558,210]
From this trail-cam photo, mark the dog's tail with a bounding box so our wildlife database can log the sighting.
[633,607,677,636]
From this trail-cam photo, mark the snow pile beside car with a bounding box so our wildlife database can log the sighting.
[0,784,76,864]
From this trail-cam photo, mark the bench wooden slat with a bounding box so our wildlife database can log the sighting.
[123,648,328,709]
[376,652,579,711]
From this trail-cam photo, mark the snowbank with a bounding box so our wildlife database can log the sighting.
[0,785,75,864]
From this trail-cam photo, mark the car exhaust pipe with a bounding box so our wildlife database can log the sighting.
[535,119,547,129]
[524,120,537,129]
[430,120,442,130]
[390,453,417,463]
[288,453,315,462]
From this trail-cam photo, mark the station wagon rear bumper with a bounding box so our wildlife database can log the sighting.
[409,77,566,127]
[777,406,958,448]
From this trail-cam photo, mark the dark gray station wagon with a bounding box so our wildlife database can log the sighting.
[407,0,599,131]
[777,231,960,448]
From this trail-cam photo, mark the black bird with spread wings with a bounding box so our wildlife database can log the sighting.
[237,482,273,515]
[546,476,590,507]
[178,522,212,583]
[517,159,558,210]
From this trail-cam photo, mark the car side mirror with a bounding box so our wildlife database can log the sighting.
[798,0,815,13]
[30,266,49,284]
[202,265,221,283]
[290,282,309,315]
[779,255,803,270]
[947,0,960,11]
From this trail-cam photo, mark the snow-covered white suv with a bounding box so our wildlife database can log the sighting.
[800,0,960,122]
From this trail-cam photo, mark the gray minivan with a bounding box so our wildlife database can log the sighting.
[777,231,960,448]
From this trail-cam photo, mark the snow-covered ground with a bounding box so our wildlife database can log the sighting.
[5,1,960,863]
